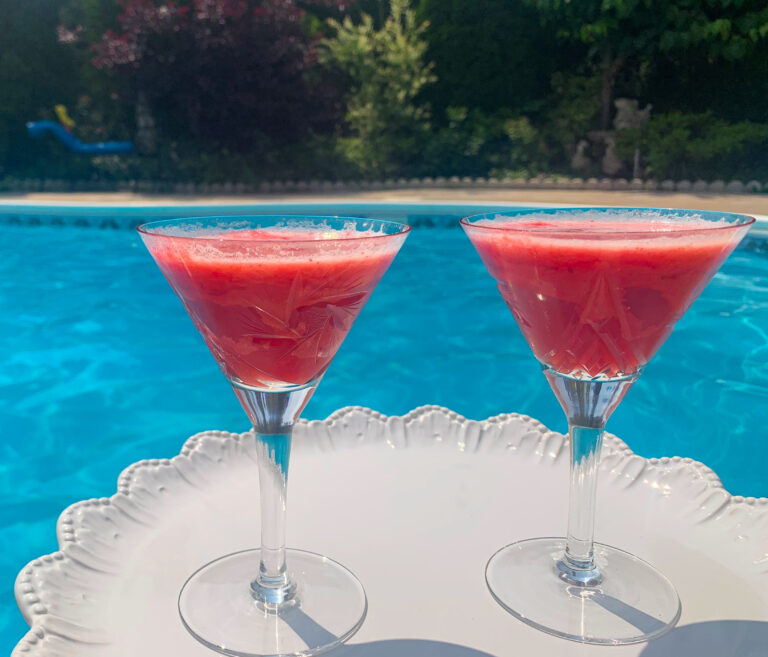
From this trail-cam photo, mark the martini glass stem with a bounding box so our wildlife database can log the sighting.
[560,423,604,584]
[232,381,319,606]
[543,367,638,586]
[254,430,295,603]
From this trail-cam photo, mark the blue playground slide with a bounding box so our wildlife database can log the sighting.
[26,121,133,155]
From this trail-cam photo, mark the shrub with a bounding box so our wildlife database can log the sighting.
[617,112,768,180]
[544,73,602,161]
[320,0,435,178]
[90,0,347,151]
[413,108,543,178]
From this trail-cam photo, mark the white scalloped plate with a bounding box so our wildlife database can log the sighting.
[14,406,768,657]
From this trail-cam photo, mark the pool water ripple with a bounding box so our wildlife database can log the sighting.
[1,216,767,650]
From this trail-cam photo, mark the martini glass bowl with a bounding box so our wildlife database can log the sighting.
[461,207,754,645]
[138,215,409,657]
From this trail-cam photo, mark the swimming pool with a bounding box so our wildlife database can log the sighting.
[2,203,767,650]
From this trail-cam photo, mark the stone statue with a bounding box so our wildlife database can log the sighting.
[571,99,652,177]
[601,134,623,176]
[571,139,591,173]
[614,98,652,178]
[614,98,652,131]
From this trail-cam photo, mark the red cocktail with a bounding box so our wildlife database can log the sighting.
[139,216,409,657]
[462,208,753,645]
[144,227,400,387]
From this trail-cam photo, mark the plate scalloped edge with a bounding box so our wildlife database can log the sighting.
[12,405,768,656]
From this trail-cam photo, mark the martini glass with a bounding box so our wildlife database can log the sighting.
[138,215,409,656]
[461,207,754,645]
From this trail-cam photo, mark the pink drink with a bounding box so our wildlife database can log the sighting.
[142,228,404,387]
[466,218,746,378]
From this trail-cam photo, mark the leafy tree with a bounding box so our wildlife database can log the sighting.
[544,72,601,162]
[417,0,563,118]
[82,0,349,155]
[660,2,768,60]
[646,32,768,124]
[616,111,768,180]
[0,0,84,177]
[59,0,121,44]
[320,0,435,177]
[419,108,545,178]
[52,1,132,143]
[525,0,768,130]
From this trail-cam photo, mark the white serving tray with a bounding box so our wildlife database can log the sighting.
[14,406,768,656]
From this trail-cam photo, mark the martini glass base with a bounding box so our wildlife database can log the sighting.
[178,549,367,657]
[486,538,681,645]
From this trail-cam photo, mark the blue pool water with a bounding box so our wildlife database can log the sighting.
[1,203,767,649]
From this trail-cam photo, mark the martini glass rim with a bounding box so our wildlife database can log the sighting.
[460,206,756,237]
[137,214,412,244]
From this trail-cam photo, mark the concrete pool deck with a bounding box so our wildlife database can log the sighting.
[2,188,768,231]
[3,187,768,210]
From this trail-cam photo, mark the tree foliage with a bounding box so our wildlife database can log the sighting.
[417,0,560,118]
[617,112,768,180]
[0,0,84,176]
[659,2,768,60]
[4,0,768,182]
[320,0,435,177]
[525,0,768,129]
[86,0,349,150]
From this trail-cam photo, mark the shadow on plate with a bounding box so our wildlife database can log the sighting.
[279,604,497,656]
[640,620,768,657]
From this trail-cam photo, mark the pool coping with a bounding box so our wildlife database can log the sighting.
[0,199,766,236]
